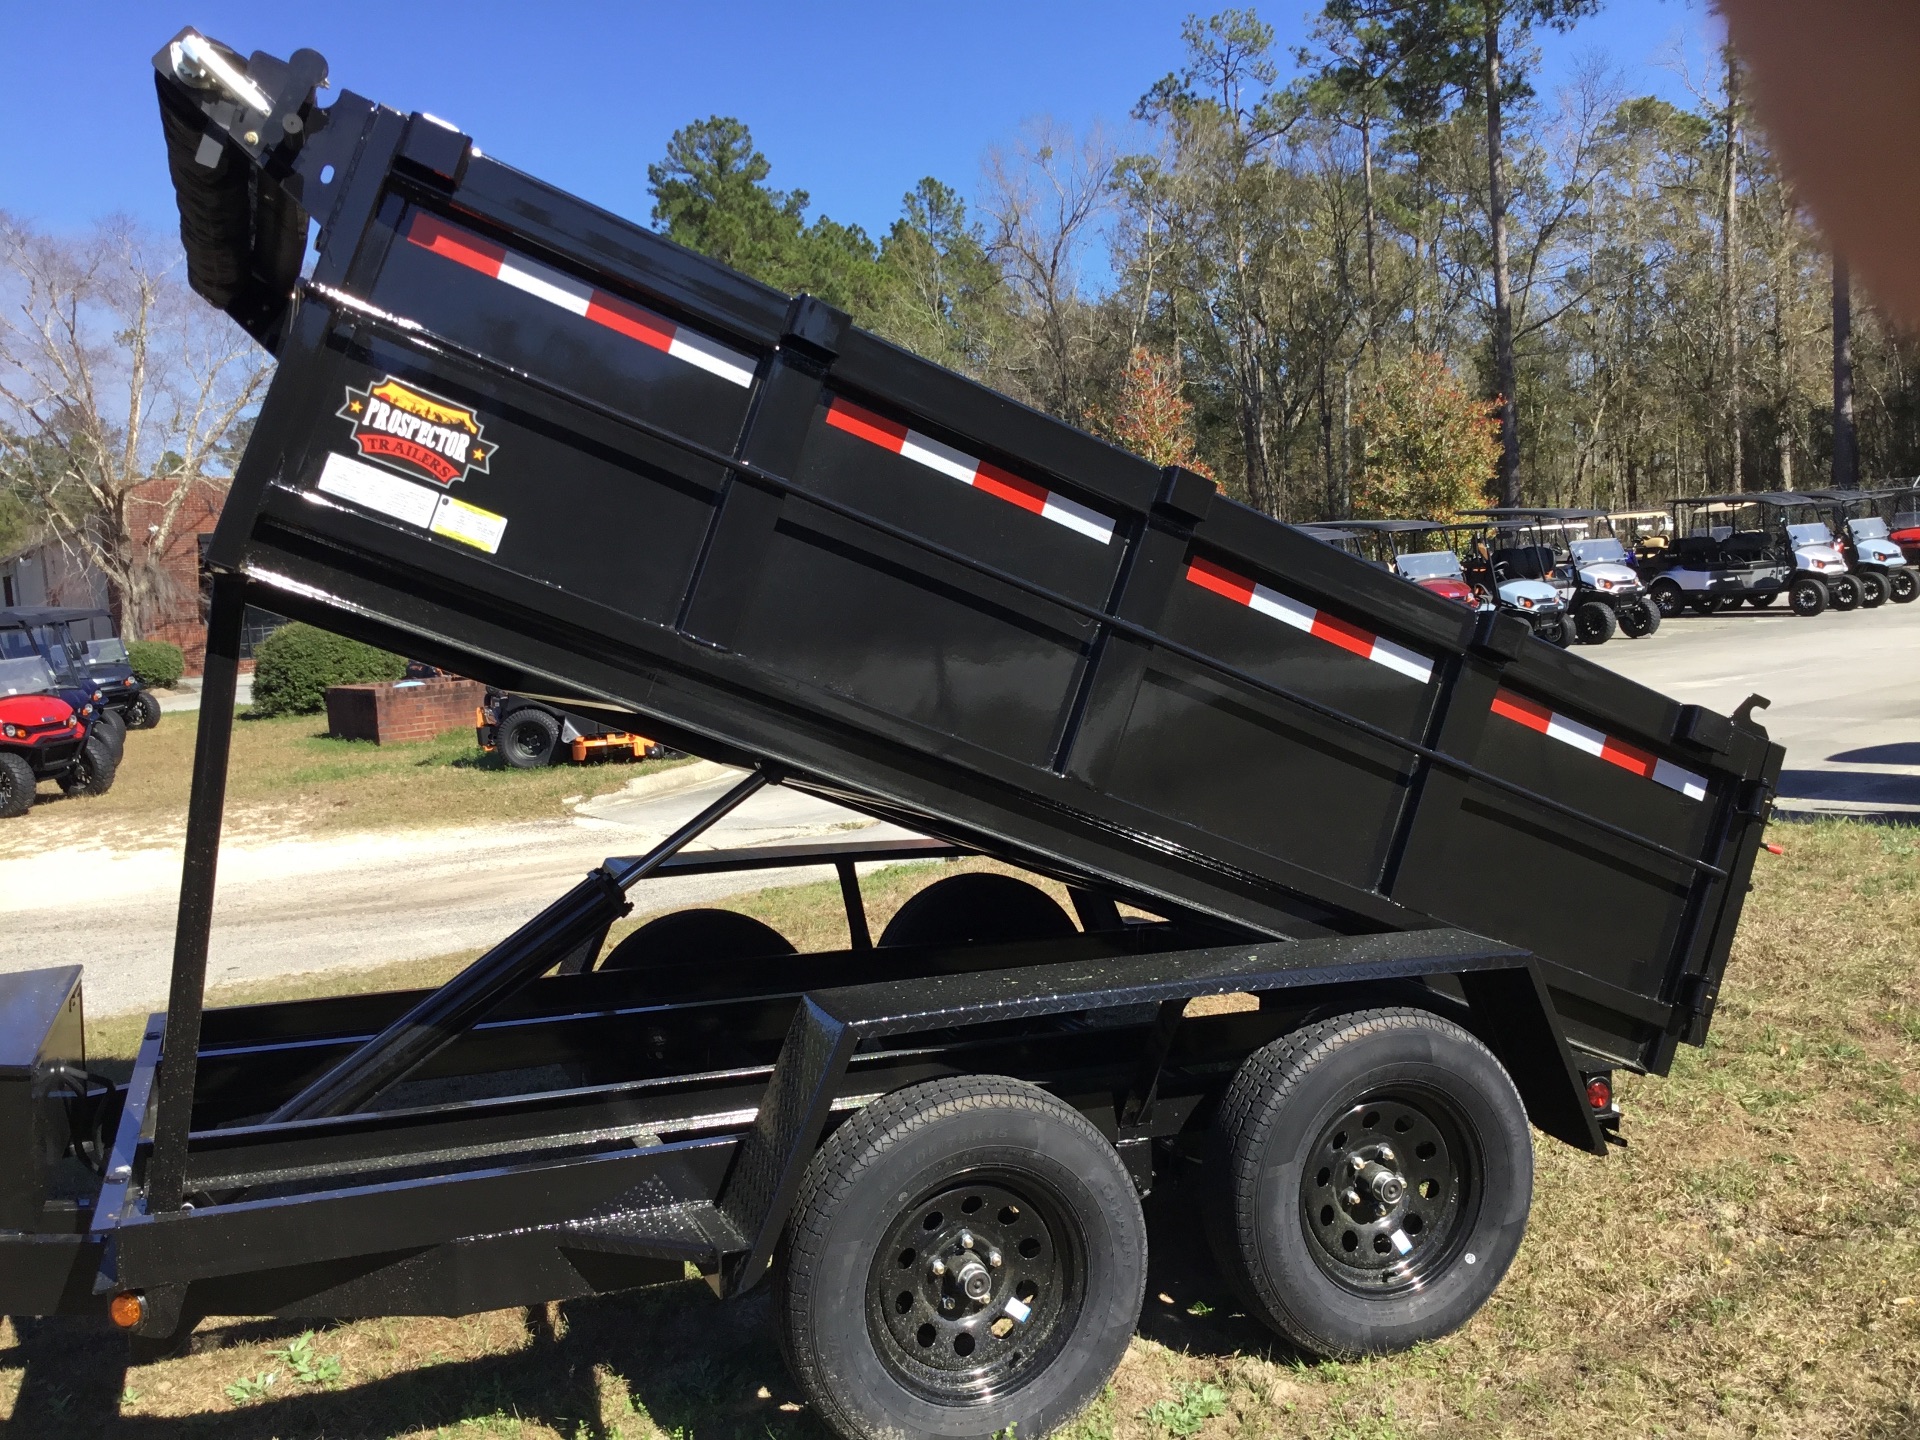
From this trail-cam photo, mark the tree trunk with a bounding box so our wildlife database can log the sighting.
[1483,6,1521,505]
[1361,110,1378,369]
[1721,48,1744,490]
[1832,253,1856,488]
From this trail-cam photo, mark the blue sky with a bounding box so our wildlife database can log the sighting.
[2,1,1722,243]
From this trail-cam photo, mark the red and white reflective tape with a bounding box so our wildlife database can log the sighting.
[823,397,1115,545]
[405,213,757,388]
[1184,556,1434,683]
[1491,688,1707,801]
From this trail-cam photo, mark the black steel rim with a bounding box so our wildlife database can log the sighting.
[1300,1088,1480,1296]
[866,1172,1085,1406]
[506,719,551,761]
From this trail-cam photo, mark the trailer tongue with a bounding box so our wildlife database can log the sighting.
[0,30,1782,1439]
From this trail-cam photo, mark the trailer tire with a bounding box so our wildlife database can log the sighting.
[59,735,118,798]
[1572,601,1616,645]
[126,691,162,730]
[775,1075,1146,1440]
[1204,1008,1532,1359]
[1649,580,1684,618]
[1789,577,1828,616]
[1856,571,1889,608]
[598,908,795,970]
[1828,574,1861,611]
[498,708,561,768]
[1618,601,1659,637]
[1891,569,1919,603]
[878,872,1076,950]
[0,753,35,818]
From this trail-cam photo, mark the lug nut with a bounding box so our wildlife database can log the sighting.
[1377,1146,1395,1164]
[930,1258,947,1276]
[941,1296,955,1311]
[960,1231,974,1249]
[988,1250,1002,1268]
[1342,1188,1363,1208]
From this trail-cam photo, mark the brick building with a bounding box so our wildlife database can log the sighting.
[0,475,260,676]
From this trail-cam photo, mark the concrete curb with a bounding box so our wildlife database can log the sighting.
[576,758,739,813]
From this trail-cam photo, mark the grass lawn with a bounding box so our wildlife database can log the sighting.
[0,709,679,860]
[5,821,1918,1438]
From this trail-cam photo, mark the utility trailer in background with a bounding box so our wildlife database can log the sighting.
[0,30,1783,1440]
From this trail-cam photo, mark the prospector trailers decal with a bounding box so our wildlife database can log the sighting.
[338,377,497,487]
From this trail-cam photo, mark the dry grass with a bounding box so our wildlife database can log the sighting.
[0,710,677,860]
[6,820,1919,1439]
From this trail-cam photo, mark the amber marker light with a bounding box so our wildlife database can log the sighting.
[109,1292,146,1329]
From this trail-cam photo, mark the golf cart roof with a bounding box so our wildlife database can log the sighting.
[1328,519,1454,535]
[1295,524,1366,544]
[1669,492,1824,508]
[1800,488,1901,504]
[1466,507,1607,522]
[0,606,114,628]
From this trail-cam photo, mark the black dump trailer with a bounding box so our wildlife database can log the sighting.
[0,31,1783,1440]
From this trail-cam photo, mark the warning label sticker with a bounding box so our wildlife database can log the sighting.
[429,493,509,554]
[317,452,440,528]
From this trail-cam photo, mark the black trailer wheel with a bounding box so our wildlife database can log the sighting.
[1204,1008,1532,1359]
[1789,577,1828,616]
[499,708,561,768]
[59,735,118,798]
[879,872,1077,949]
[1617,601,1659,637]
[1571,601,1617,645]
[0,753,35,818]
[1856,571,1889,608]
[1649,580,1684,618]
[598,907,795,970]
[1748,591,1778,608]
[1891,568,1919,604]
[125,691,162,729]
[1828,574,1861,611]
[776,1076,1146,1440]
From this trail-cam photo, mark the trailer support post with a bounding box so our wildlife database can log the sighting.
[147,575,247,1214]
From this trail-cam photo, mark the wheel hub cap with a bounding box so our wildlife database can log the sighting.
[1301,1093,1473,1294]
[868,1179,1079,1402]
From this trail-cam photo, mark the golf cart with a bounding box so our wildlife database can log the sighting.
[1293,524,1383,568]
[1469,509,1660,643]
[0,653,117,816]
[1803,490,1919,604]
[0,617,125,768]
[1448,519,1571,644]
[1885,483,1920,564]
[0,606,162,729]
[1647,494,1842,617]
[1330,520,1481,609]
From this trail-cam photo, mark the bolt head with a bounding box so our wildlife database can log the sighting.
[960,1231,974,1249]
[988,1250,1003,1268]
[941,1297,955,1311]
[1377,1146,1395,1164]
[930,1258,946,1276]
[1342,1188,1362,1209]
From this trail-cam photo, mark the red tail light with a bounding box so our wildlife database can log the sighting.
[1586,1076,1613,1112]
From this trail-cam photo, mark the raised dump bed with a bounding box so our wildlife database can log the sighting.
[0,30,1785,1440]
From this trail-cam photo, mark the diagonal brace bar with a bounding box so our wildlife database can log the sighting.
[267,769,773,1126]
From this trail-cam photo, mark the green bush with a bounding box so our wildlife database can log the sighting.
[250,623,406,717]
[126,639,185,690]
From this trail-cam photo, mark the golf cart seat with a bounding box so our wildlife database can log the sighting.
[1492,545,1556,581]
[1722,532,1770,561]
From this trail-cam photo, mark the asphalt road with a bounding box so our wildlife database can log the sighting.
[1584,595,1920,821]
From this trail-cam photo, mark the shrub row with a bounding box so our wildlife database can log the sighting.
[250,623,406,717]
[126,640,184,690]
